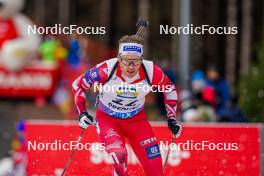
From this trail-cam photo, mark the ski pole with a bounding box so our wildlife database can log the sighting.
[61,128,85,176]
[162,134,175,173]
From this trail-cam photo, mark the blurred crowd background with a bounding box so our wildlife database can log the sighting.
[0,0,264,170]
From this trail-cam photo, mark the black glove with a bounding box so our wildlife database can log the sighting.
[79,112,94,129]
[168,119,182,138]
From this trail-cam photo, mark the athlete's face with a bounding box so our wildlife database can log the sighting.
[119,54,142,78]
[207,69,219,81]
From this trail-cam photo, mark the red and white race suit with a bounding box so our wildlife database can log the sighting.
[72,58,177,176]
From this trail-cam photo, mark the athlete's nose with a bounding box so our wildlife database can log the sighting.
[128,67,133,71]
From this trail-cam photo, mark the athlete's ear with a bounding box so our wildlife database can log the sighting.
[118,56,122,63]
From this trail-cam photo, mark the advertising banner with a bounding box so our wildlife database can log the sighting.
[0,66,59,98]
[24,121,261,176]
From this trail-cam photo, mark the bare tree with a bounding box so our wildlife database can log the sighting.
[226,0,237,92]
[171,0,180,72]
[99,0,111,44]
[34,0,45,25]
[240,0,252,76]
[59,0,70,26]
[179,0,191,89]
[138,0,150,58]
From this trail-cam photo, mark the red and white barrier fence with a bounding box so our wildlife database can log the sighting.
[24,121,261,176]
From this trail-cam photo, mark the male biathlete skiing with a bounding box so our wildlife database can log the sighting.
[72,33,182,176]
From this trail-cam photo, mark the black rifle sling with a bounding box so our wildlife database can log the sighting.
[141,62,151,86]
[103,61,119,85]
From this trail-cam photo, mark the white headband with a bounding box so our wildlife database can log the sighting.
[118,43,143,57]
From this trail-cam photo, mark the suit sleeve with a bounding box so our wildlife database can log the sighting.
[72,62,108,114]
[151,65,178,120]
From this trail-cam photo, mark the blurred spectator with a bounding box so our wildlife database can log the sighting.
[52,81,73,118]
[194,88,217,122]
[179,90,201,122]
[201,86,216,107]
[221,96,248,122]
[78,35,90,64]
[51,34,93,119]
[161,59,177,84]
[191,70,206,94]
[7,120,27,176]
[183,70,217,122]
[0,157,13,175]
[179,89,193,111]
[39,35,67,65]
[180,88,217,123]
[206,65,230,119]
[67,33,81,68]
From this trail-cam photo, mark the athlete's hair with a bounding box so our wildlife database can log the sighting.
[118,35,144,45]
